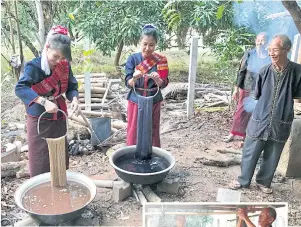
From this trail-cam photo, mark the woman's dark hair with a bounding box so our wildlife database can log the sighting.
[140,24,158,43]
[48,33,72,61]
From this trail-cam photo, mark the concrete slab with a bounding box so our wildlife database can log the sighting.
[277,119,301,177]
[216,188,241,202]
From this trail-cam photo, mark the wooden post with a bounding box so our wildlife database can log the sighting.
[291,34,301,103]
[83,38,91,111]
[187,37,198,118]
[291,34,301,63]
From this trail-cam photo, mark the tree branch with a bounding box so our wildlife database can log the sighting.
[1,53,10,64]
[282,0,301,34]
[3,26,39,57]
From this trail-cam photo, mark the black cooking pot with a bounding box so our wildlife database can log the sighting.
[109,145,176,185]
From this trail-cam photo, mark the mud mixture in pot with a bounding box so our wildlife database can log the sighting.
[22,181,90,215]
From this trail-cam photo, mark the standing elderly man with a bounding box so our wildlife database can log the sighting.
[236,207,277,227]
[230,34,301,194]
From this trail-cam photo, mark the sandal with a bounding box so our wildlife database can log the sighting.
[229,180,243,190]
[224,134,234,143]
[256,183,273,194]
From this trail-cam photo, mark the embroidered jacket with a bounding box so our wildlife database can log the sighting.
[125,52,169,104]
[15,57,78,120]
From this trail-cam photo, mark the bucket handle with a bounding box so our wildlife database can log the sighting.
[37,109,68,140]
[132,74,160,98]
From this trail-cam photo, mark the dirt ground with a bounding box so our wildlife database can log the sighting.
[1,82,301,227]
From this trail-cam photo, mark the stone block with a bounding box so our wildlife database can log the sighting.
[156,178,181,195]
[1,144,21,163]
[216,188,241,202]
[112,181,132,203]
[277,119,301,177]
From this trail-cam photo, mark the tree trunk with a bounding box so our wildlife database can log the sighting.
[176,27,189,50]
[42,1,55,36]
[35,0,45,46]
[14,0,24,81]
[114,40,124,67]
[6,3,15,53]
[282,0,301,34]
[3,26,39,57]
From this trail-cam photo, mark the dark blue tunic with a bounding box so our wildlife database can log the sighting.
[247,61,301,143]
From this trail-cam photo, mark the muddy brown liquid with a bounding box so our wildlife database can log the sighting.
[22,181,90,215]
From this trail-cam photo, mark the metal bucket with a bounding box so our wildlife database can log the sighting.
[89,117,111,145]
[14,171,97,225]
[109,145,176,185]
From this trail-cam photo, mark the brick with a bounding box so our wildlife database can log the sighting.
[156,178,181,195]
[112,181,132,203]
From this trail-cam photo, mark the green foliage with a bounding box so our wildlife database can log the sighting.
[70,1,169,58]
[211,27,255,84]
[216,4,225,20]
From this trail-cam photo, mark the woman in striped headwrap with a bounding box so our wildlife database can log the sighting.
[125,24,169,148]
[15,25,79,177]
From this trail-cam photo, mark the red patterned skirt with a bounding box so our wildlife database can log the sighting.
[126,101,161,147]
[27,116,69,177]
[230,89,252,137]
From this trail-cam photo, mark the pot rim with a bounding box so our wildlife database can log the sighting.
[14,171,96,217]
[109,145,176,176]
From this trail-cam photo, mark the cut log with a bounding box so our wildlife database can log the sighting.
[209,93,230,104]
[160,126,189,135]
[93,180,124,188]
[133,188,147,205]
[81,110,112,118]
[78,87,107,94]
[112,121,127,129]
[75,73,107,79]
[1,161,27,178]
[79,104,109,109]
[217,149,242,155]
[195,107,227,113]
[111,127,118,134]
[142,186,161,202]
[8,122,26,130]
[16,168,30,178]
[77,78,107,83]
[68,114,88,126]
[195,157,241,167]
[78,93,116,99]
[1,161,26,171]
[81,81,107,86]
[79,98,114,103]
[206,101,228,108]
